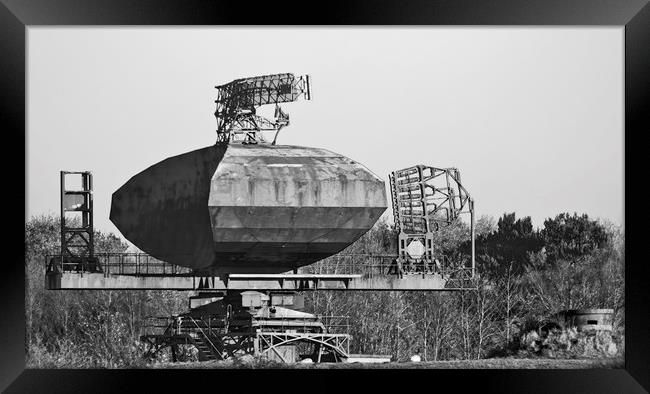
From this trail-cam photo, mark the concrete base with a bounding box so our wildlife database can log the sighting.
[46,272,460,291]
[346,354,392,363]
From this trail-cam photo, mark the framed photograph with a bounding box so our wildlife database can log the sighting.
[5,0,648,392]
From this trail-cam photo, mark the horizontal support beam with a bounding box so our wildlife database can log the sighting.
[229,273,362,280]
[46,272,474,291]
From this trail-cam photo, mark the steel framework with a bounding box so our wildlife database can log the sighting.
[257,332,349,363]
[389,165,475,278]
[140,309,350,363]
[58,171,100,271]
[47,149,480,365]
[45,252,476,291]
[214,73,311,144]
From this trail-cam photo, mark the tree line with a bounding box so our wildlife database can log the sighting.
[306,212,624,361]
[25,211,624,366]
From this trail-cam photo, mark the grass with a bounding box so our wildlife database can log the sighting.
[151,357,624,369]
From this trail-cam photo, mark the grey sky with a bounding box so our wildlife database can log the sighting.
[27,27,624,235]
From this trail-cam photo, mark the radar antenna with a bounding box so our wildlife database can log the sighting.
[390,165,476,281]
[214,73,311,144]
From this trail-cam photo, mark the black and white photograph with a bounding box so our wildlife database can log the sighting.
[24,26,625,369]
[4,1,649,391]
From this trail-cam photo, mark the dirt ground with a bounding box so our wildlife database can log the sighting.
[152,357,623,369]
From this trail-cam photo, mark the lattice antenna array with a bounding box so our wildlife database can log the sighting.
[391,166,472,234]
[390,165,475,278]
[214,73,311,144]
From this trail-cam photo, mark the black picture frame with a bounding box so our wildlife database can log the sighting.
[4,1,648,392]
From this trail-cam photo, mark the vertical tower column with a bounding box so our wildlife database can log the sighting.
[60,171,97,271]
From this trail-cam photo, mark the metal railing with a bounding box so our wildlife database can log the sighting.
[142,313,349,337]
[46,252,473,281]
[140,316,176,337]
[319,315,350,334]
[141,315,228,336]
[252,316,324,333]
[249,314,350,336]
[302,254,471,278]
[442,267,476,289]
[187,316,223,357]
[46,253,193,276]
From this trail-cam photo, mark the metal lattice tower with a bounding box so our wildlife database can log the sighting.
[60,171,94,259]
[214,73,311,144]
